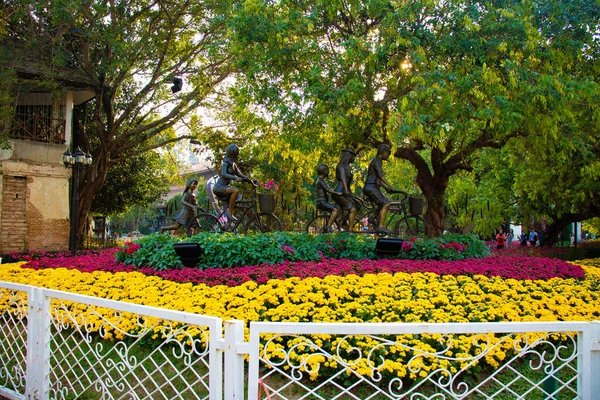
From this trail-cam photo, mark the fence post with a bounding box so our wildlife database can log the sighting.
[25,288,51,400]
[224,320,246,399]
[590,321,600,398]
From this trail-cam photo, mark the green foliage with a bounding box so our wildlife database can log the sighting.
[446,149,518,236]
[191,232,376,268]
[228,0,600,236]
[91,151,170,216]
[397,234,491,261]
[583,219,600,237]
[110,205,160,236]
[115,234,183,271]
[116,232,489,270]
[4,0,236,236]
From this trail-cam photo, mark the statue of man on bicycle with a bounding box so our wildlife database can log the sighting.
[331,147,358,231]
[363,143,400,235]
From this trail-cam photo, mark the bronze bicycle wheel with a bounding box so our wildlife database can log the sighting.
[244,213,283,234]
[192,213,222,233]
[393,215,427,238]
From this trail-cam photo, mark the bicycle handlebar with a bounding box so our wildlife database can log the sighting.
[389,190,408,201]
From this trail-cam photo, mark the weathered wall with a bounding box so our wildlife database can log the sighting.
[0,175,28,252]
[0,139,68,165]
[0,160,70,253]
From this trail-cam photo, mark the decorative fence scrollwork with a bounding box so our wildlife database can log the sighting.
[0,284,224,400]
[48,301,214,399]
[1,282,599,399]
[247,321,597,400]
[0,287,28,398]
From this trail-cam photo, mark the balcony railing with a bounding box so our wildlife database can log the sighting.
[8,113,66,144]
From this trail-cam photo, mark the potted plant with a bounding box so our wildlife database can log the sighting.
[257,179,278,213]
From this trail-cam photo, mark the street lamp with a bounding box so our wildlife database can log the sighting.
[63,146,93,252]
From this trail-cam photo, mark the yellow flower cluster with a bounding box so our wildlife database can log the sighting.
[1,261,598,382]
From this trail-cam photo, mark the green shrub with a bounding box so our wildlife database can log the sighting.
[115,232,490,270]
[575,240,600,259]
[186,232,377,268]
[393,234,490,261]
[115,234,183,270]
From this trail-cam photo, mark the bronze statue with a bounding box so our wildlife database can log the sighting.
[315,164,343,232]
[212,144,251,221]
[160,178,199,235]
[363,143,399,235]
[331,147,357,231]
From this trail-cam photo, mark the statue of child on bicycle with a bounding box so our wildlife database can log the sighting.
[315,164,343,232]
[212,144,255,221]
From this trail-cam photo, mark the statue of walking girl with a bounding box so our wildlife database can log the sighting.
[160,178,199,235]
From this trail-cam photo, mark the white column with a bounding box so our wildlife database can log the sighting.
[63,91,74,147]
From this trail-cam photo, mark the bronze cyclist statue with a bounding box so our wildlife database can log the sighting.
[212,144,253,221]
[331,147,357,231]
[363,143,400,235]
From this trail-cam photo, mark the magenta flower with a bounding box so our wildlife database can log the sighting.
[19,249,586,290]
[281,245,295,254]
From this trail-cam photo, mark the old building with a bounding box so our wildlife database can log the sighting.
[0,40,94,252]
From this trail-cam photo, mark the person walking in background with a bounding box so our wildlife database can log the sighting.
[529,229,537,247]
[506,229,514,247]
[361,216,369,231]
[520,232,528,246]
[496,228,506,249]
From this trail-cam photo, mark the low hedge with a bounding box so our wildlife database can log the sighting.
[115,232,490,271]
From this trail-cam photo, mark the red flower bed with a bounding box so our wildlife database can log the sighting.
[23,249,585,287]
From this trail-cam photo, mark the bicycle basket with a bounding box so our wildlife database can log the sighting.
[258,193,276,213]
[408,197,426,215]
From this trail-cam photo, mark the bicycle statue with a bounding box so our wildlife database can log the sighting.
[191,144,283,234]
[160,142,425,237]
[306,144,427,237]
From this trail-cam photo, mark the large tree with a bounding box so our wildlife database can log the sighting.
[4,0,234,238]
[231,0,599,236]
[91,150,171,217]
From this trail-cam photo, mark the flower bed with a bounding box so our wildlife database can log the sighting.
[114,232,490,271]
[1,242,595,388]
[25,251,585,285]
[3,261,599,325]
[1,258,598,384]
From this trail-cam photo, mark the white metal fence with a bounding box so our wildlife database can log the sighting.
[0,282,224,400]
[1,281,599,399]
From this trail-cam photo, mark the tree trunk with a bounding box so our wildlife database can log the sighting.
[540,208,600,247]
[423,191,446,237]
[395,147,452,237]
[76,153,111,243]
[542,221,571,248]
